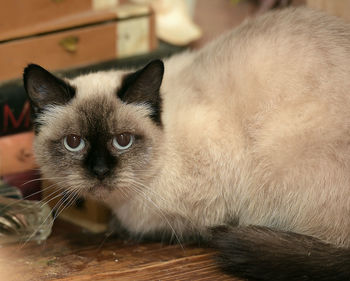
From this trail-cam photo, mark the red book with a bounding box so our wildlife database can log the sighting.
[0,80,32,136]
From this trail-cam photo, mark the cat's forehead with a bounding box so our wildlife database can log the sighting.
[76,96,116,133]
[70,95,147,134]
[40,95,149,140]
[69,70,127,99]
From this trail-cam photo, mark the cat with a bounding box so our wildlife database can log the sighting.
[23,7,349,281]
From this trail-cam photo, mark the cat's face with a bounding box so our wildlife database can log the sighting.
[23,61,164,201]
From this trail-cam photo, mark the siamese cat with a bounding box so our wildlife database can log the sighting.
[23,7,349,281]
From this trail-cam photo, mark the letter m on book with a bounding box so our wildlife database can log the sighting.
[3,101,31,134]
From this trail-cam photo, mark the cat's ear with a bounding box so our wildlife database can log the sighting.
[117,59,164,125]
[23,64,75,110]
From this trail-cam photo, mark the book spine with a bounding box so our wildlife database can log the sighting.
[0,81,32,136]
[0,131,37,176]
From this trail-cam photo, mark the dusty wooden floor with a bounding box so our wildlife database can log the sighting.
[0,220,238,280]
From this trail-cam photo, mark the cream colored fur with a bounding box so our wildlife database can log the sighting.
[35,7,350,247]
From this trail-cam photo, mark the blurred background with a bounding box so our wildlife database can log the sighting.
[0,0,348,236]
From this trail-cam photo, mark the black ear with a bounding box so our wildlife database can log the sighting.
[117,59,164,125]
[23,64,75,111]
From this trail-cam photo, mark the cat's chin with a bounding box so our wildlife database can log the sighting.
[87,185,114,200]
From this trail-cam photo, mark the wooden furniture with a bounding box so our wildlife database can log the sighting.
[0,2,157,82]
[0,220,238,280]
[0,0,118,37]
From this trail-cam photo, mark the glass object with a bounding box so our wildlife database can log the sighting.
[0,183,53,244]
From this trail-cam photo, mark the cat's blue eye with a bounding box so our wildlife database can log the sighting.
[113,133,134,150]
[63,134,85,152]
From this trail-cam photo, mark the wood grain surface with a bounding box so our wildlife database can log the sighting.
[0,220,239,281]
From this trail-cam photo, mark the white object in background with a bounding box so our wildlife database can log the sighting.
[130,0,202,46]
[115,4,154,58]
[117,17,150,57]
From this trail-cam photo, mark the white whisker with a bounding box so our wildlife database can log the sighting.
[120,177,197,232]
[124,182,184,249]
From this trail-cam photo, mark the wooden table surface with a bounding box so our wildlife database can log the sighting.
[0,220,238,281]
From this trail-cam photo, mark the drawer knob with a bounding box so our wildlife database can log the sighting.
[59,36,79,53]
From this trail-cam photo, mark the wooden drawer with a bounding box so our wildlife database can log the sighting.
[0,0,118,40]
[0,8,157,82]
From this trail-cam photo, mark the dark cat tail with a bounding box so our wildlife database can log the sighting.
[211,225,350,281]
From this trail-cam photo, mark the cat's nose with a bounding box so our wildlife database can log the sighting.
[92,165,110,180]
[86,147,114,180]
